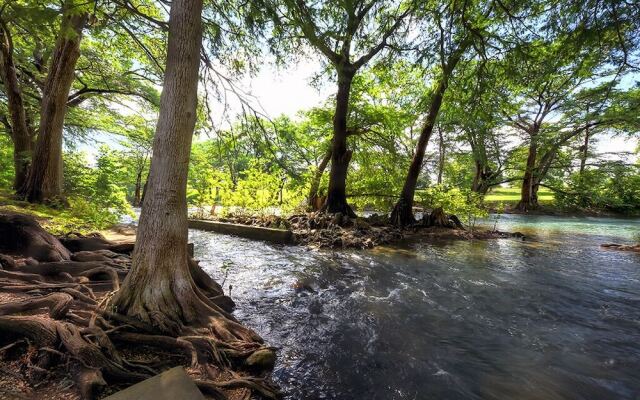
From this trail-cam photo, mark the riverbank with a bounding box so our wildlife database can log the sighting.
[483,187,640,217]
[492,204,640,218]
[194,211,523,249]
[0,211,277,399]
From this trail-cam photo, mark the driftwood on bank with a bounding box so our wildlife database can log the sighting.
[601,243,640,252]
[0,212,278,400]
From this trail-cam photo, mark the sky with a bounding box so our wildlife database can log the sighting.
[239,61,327,118]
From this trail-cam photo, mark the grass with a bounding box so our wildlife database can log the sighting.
[0,188,115,235]
[484,186,555,206]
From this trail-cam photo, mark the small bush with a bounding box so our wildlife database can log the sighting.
[418,184,488,227]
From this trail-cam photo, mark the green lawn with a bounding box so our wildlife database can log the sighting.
[485,186,555,206]
[0,189,109,235]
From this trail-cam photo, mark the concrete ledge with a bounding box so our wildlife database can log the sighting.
[104,366,204,400]
[188,219,293,244]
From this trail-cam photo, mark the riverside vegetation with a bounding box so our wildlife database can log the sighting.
[0,0,639,399]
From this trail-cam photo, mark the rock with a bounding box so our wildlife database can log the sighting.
[308,299,323,315]
[245,348,276,369]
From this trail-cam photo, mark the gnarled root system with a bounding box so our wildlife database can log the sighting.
[0,213,278,399]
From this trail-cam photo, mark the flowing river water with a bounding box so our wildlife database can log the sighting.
[187,215,640,400]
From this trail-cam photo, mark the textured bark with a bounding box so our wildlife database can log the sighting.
[110,0,253,340]
[133,169,143,206]
[516,135,538,211]
[0,20,33,190]
[437,127,444,185]
[579,125,590,174]
[308,148,331,210]
[324,68,357,217]
[19,1,87,204]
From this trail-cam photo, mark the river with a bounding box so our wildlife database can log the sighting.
[189,215,640,399]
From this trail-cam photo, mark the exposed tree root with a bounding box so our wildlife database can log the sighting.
[422,207,465,229]
[0,213,279,399]
[0,212,71,261]
[601,243,640,252]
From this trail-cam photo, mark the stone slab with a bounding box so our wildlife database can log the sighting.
[104,366,205,400]
[188,219,293,244]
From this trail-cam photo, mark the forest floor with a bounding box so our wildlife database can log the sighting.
[0,211,278,400]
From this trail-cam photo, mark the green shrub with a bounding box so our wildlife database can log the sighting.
[418,184,488,227]
[555,165,640,213]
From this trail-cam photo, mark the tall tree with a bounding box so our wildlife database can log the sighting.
[0,0,162,203]
[389,0,485,226]
[266,0,411,216]
[111,0,260,347]
[18,0,88,203]
[0,18,33,190]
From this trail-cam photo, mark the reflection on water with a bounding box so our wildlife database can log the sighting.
[190,214,640,399]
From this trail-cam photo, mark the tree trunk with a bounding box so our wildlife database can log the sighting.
[111,0,259,345]
[437,126,444,185]
[111,0,204,332]
[133,169,143,207]
[140,170,150,207]
[308,148,331,210]
[471,160,484,192]
[390,74,448,226]
[516,135,538,211]
[390,42,468,226]
[0,20,33,191]
[471,161,494,195]
[579,125,589,174]
[18,1,87,204]
[324,67,356,217]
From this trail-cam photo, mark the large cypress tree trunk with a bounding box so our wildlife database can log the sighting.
[390,76,448,226]
[516,135,538,211]
[19,1,87,204]
[390,43,468,227]
[308,148,331,210]
[324,67,357,217]
[471,160,484,192]
[0,21,33,191]
[111,0,259,344]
